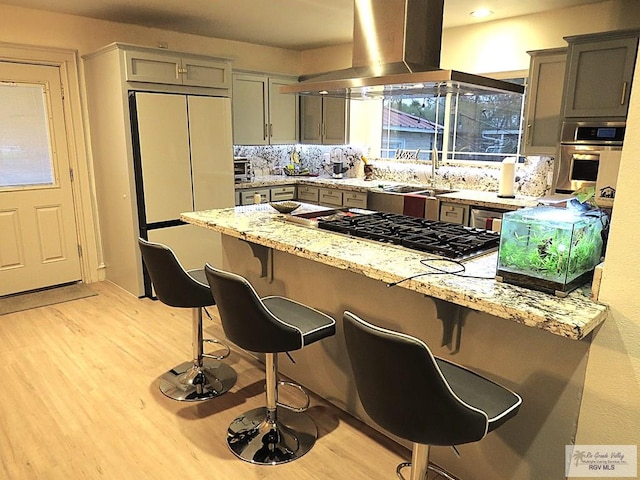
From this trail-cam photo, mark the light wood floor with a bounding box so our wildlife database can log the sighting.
[0,281,412,480]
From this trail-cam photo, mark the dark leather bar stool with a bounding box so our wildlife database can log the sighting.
[204,264,336,465]
[343,311,522,480]
[138,238,237,401]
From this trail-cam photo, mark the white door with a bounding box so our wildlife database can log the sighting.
[0,62,81,296]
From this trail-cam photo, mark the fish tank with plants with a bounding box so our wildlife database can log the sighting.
[496,206,606,296]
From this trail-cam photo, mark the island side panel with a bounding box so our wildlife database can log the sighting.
[220,235,590,480]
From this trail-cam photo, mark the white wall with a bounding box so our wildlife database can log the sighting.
[0,4,302,74]
[302,0,640,76]
[572,46,640,453]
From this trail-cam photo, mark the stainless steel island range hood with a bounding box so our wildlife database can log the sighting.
[280,0,524,99]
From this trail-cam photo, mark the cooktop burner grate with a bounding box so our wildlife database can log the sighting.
[317,212,500,260]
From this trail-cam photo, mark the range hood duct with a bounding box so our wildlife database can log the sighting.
[280,0,524,98]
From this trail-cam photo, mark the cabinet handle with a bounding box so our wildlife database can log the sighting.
[526,124,532,145]
[269,123,273,138]
[621,81,628,105]
[263,123,268,141]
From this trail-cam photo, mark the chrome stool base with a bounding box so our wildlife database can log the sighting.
[227,406,317,465]
[160,358,237,402]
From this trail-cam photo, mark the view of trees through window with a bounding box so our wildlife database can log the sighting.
[381,78,526,163]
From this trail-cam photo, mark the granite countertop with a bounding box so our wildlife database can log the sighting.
[437,190,540,210]
[236,175,543,210]
[235,175,375,193]
[181,204,608,340]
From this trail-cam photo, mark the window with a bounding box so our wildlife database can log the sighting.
[381,78,526,163]
[0,82,55,188]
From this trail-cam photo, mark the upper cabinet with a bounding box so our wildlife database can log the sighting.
[562,30,639,119]
[300,96,349,144]
[523,48,567,155]
[232,72,298,145]
[123,47,231,89]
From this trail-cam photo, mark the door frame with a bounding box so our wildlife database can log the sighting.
[0,42,102,285]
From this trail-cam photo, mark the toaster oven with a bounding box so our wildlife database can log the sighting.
[234,157,253,183]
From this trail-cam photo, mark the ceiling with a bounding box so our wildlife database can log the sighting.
[2,0,610,50]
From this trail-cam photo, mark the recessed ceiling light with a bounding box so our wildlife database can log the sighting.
[470,8,493,18]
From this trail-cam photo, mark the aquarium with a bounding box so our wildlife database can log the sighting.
[496,206,605,296]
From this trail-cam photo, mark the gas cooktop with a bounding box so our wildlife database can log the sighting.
[313,210,500,260]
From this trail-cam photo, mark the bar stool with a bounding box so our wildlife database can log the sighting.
[342,311,522,480]
[204,264,336,465]
[138,238,237,401]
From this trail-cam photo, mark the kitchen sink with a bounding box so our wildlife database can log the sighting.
[378,184,454,196]
[380,184,429,193]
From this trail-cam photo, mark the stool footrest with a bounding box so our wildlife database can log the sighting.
[202,338,231,360]
[396,461,458,480]
[276,381,310,412]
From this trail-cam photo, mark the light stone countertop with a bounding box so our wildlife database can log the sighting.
[182,203,608,340]
[437,190,540,210]
[236,175,543,210]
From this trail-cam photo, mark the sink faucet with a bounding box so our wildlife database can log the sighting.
[430,146,440,186]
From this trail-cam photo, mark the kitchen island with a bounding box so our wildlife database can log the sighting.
[181,203,606,479]
[182,203,607,339]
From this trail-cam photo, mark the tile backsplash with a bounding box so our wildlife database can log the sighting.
[234,144,554,197]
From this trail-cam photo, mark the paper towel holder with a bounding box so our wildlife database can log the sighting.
[497,157,516,199]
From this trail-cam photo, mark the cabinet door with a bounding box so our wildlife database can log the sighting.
[323,97,348,144]
[343,191,367,208]
[182,57,231,89]
[523,49,566,155]
[300,96,323,144]
[270,186,296,202]
[563,37,638,118]
[125,50,182,85]
[439,202,469,225]
[233,73,268,145]
[268,78,298,144]
[319,187,343,206]
[297,185,319,203]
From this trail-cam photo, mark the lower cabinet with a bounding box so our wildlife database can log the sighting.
[342,191,368,209]
[319,188,343,207]
[270,185,296,202]
[296,185,320,203]
[237,184,368,208]
[439,202,469,225]
[239,188,270,205]
[236,185,296,205]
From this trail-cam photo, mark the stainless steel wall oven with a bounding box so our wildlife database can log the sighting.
[556,120,625,206]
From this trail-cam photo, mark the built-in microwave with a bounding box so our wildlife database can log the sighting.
[234,157,253,183]
[556,121,624,207]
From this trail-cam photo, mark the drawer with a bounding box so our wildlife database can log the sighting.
[297,185,320,203]
[342,191,368,209]
[319,187,343,207]
[239,188,270,205]
[270,186,296,202]
[439,202,469,225]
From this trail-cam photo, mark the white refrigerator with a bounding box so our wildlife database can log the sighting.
[130,92,234,297]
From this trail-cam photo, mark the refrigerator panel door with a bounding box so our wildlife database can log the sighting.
[188,96,235,210]
[146,224,223,274]
[136,92,193,223]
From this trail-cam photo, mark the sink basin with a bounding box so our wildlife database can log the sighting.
[412,188,454,197]
[380,184,427,193]
[379,184,454,196]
